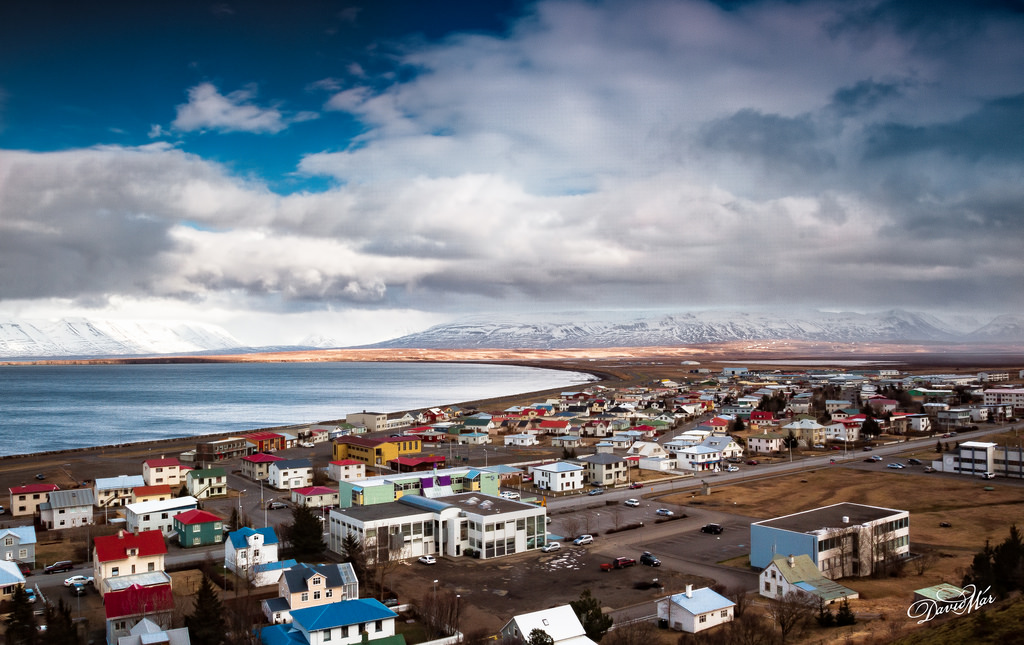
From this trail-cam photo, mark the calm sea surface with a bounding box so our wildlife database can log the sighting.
[0,362,596,456]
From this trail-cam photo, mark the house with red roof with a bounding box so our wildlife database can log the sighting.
[386,455,447,472]
[539,419,571,435]
[241,452,286,481]
[8,483,59,518]
[245,431,287,453]
[172,509,225,548]
[105,583,174,645]
[291,486,340,509]
[141,457,187,487]
[93,529,168,597]
[327,459,366,483]
[130,484,173,504]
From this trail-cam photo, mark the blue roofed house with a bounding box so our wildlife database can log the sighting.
[0,560,27,602]
[260,598,404,645]
[225,527,280,578]
[263,562,360,624]
[0,526,37,568]
[656,584,734,633]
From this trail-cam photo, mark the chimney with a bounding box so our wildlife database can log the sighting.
[842,516,850,523]
[788,555,795,567]
[117,529,125,539]
[685,584,693,598]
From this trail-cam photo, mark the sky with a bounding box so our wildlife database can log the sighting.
[1,0,1023,347]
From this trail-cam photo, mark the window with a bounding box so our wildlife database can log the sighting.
[193,538,200,545]
[301,592,308,602]
[699,615,707,624]
[721,610,729,618]
[375,620,383,632]
[314,590,321,600]
[18,549,26,559]
[326,589,333,598]
[3,538,11,546]
[764,581,771,592]
[324,629,332,641]
[112,567,119,576]
[341,626,349,638]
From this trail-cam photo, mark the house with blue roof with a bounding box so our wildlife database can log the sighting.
[260,598,404,645]
[0,560,26,602]
[225,526,280,578]
[656,584,734,633]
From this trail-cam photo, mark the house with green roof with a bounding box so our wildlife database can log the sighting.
[760,553,858,604]
[186,467,228,499]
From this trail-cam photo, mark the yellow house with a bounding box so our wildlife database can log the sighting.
[92,529,167,597]
[130,485,173,504]
[332,436,421,467]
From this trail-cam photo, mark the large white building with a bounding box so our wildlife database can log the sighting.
[937,441,1024,479]
[751,502,910,578]
[328,492,548,561]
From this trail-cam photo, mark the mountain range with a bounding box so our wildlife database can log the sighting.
[1,310,1022,359]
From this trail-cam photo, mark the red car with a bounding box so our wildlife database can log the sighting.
[746,460,759,466]
[628,482,643,489]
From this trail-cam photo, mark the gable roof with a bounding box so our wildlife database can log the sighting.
[227,526,278,549]
[132,485,172,498]
[243,452,286,464]
[95,475,145,490]
[768,554,858,602]
[504,605,595,645]
[173,509,223,525]
[94,529,167,563]
[0,526,36,546]
[665,587,735,615]
[290,598,395,631]
[281,562,358,595]
[43,488,95,508]
[9,483,59,495]
[143,457,181,468]
[294,486,338,496]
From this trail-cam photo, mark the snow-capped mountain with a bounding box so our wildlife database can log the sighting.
[0,318,245,359]
[366,309,1020,349]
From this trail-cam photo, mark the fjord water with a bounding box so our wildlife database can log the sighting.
[0,362,596,457]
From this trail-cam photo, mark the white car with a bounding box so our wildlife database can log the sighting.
[500,491,521,500]
[886,463,904,469]
[655,508,674,516]
[299,441,315,448]
[63,575,94,587]
[417,555,437,565]
[624,498,640,507]
[541,542,561,552]
[726,465,739,472]
[573,534,594,546]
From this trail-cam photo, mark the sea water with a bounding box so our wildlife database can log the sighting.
[0,362,596,456]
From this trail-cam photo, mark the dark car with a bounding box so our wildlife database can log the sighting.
[267,501,288,510]
[35,473,46,480]
[745,460,759,466]
[907,458,923,465]
[44,560,74,574]
[640,551,661,567]
[700,523,724,534]
[70,583,88,597]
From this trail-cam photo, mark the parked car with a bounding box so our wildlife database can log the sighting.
[417,555,437,565]
[298,441,315,448]
[69,583,88,597]
[63,575,93,587]
[267,501,288,510]
[886,463,904,469]
[700,523,724,534]
[18,563,31,577]
[624,498,640,507]
[35,473,45,480]
[862,446,873,451]
[587,488,604,496]
[863,458,876,463]
[383,598,400,607]
[628,482,643,489]
[871,455,882,461]
[25,588,36,603]
[43,561,73,574]
[500,491,521,500]
[573,534,594,546]
[745,460,759,466]
[541,542,561,553]
[923,466,936,473]
[939,521,952,528]
[726,465,739,472]
[0,504,5,514]
[980,472,996,479]
[655,508,674,517]
[640,551,661,567]
[813,444,825,449]
[611,557,636,568]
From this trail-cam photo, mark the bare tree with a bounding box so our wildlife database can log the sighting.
[601,620,658,645]
[725,585,751,618]
[366,527,407,599]
[419,588,462,639]
[766,592,813,645]
[913,551,938,577]
[608,505,624,531]
[561,516,582,541]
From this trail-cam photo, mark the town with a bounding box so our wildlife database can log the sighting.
[2,362,1023,645]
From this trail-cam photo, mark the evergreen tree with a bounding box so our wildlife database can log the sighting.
[286,503,326,561]
[4,586,38,645]
[570,589,613,641]
[527,629,554,645]
[834,599,856,626]
[229,507,240,531]
[185,574,228,645]
[42,598,77,645]
[860,416,881,439]
[341,533,368,589]
[730,417,745,433]
[814,600,835,627]
[936,440,943,454]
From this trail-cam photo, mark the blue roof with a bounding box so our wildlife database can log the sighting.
[260,624,306,645]
[0,526,36,546]
[228,526,279,549]
[669,588,734,615]
[291,599,396,631]
[254,559,297,573]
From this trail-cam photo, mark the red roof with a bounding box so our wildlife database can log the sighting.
[104,583,173,619]
[391,455,445,466]
[242,452,285,463]
[294,486,338,496]
[9,484,59,495]
[133,485,172,497]
[245,431,284,441]
[143,457,181,468]
[330,460,363,466]
[174,509,223,525]
[94,530,167,563]
[539,420,569,428]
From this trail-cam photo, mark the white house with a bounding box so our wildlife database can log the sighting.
[225,527,280,577]
[268,459,314,490]
[39,488,95,530]
[760,554,858,604]
[824,421,861,443]
[292,486,340,509]
[259,598,398,645]
[530,462,584,492]
[141,458,186,488]
[746,432,785,455]
[627,441,669,459]
[699,435,743,460]
[327,460,366,483]
[656,584,734,633]
[675,445,721,472]
[125,496,199,536]
[500,604,597,645]
[504,433,539,447]
[95,475,146,508]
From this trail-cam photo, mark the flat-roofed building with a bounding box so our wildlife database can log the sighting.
[95,475,145,508]
[751,502,909,578]
[336,467,499,508]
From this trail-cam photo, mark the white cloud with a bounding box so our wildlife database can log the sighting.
[172,82,317,134]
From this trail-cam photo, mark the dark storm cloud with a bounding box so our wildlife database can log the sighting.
[699,109,836,173]
[830,79,907,117]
